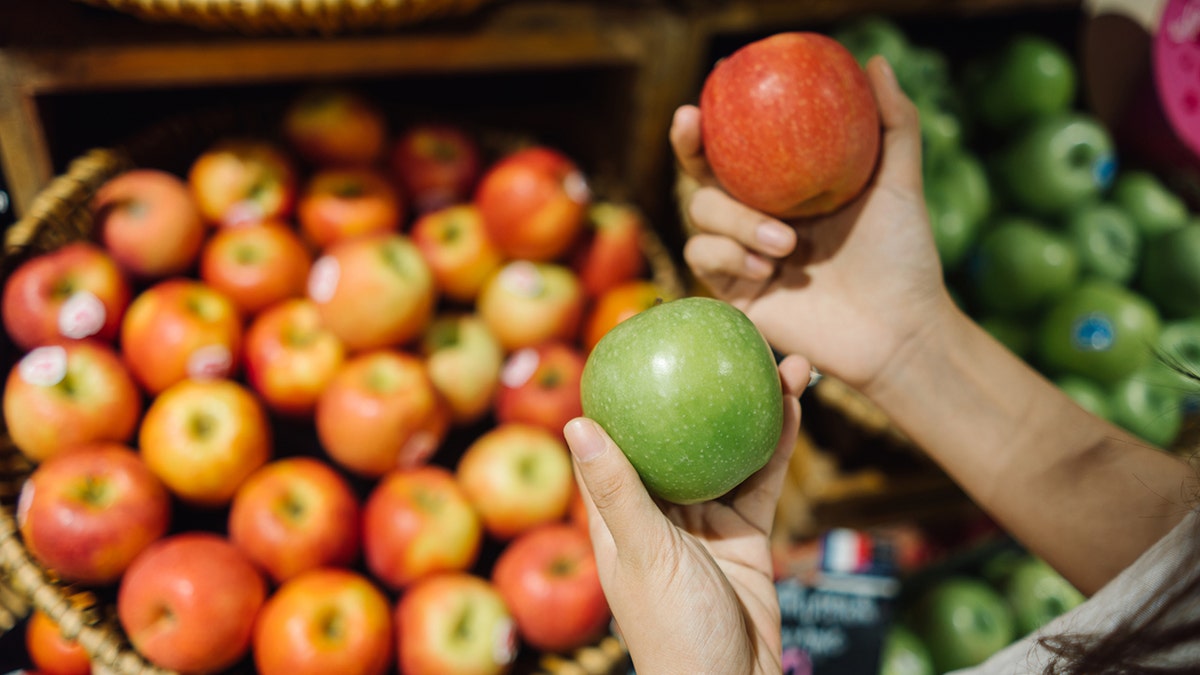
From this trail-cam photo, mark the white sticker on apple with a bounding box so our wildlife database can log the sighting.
[308,256,340,304]
[57,290,106,340]
[187,344,233,380]
[492,617,518,666]
[501,348,540,388]
[223,200,265,228]
[19,345,68,387]
[397,431,438,469]
[563,170,591,205]
[499,261,544,297]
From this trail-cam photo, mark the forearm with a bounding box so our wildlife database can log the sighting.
[864,297,1193,595]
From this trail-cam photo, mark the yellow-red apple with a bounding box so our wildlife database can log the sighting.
[582,279,671,352]
[117,532,266,673]
[391,122,483,215]
[138,378,272,507]
[3,342,141,463]
[420,312,504,424]
[92,168,207,280]
[283,87,388,168]
[571,201,648,298]
[494,341,584,437]
[199,219,313,317]
[410,204,504,304]
[228,456,361,584]
[297,167,403,250]
[25,610,92,675]
[120,278,243,394]
[395,573,518,675]
[188,139,298,226]
[242,298,346,417]
[476,260,584,351]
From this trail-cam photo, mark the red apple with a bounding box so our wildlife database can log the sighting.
[476,260,584,351]
[297,167,404,250]
[17,442,171,586]
[410,204,504,304]
[315,350,449,478]
[228,457,360,584]
[362,465,483,591]
[475,146,591,261]
[494,341,584,437]
[188,139,298,226]
[199,219,313,317]
[420,312,504,424]
[582,279,671,352]
[242,298,346,417]
[456,423,574,540]
[25,610,92,675]
[117,532,266,674]
[395,573,518,675]
[571,201,648,298]
[91,168,208,280]
[391,123,483,215]
[700,31,880,218]
[283,87,388,168]
[119,278,243,395]
[2,242,131,352]
[308,233,436,352]
[492,523,610,653]
[138,378,272,507]
[3,342,141,463]
[254,568,393,675]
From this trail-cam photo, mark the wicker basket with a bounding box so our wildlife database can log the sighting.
[69,0,495,35]
[0,106,678,674]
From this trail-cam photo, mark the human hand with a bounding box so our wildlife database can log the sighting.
[676,57,953,393]
[563,354,810,675]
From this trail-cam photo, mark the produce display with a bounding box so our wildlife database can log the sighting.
[832,15,1200,451]
[1,86,682,674]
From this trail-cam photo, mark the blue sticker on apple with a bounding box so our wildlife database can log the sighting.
[1071,313,1116,352]
[1093,154,1117,191]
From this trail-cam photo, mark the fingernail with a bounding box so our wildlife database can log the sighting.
[744,253,774,279]
[565,419,606,463]
[756,223,793,254]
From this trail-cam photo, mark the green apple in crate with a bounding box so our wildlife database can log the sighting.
[1054,374,1113,421]
[968,216,1080,316]
[1062,201,1141,285]
[1036,280,1161,385]
[924,148,991,270]
[1107,365,1185,448]
[964,34,1077,131]
[1156,318,1200,415]
[1139,223,1200,319]
[909,576,1015,673]
[1111,170,1189,239]
[831,15,911,74]
[992,113,1116,217]
[1003,555,1085,637]
[879,623,935,675]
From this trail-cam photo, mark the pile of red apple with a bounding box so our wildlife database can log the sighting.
[1,87,677,675]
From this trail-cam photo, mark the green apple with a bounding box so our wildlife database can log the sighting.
[965,34,1077,131]
[969,216,1080,315]
[1111,170,1189,239]
[1003,555,1085,637]
[909,576,1015,673]
[1107,364,1185,448]
[925,147,991,228]
[1138,224,1200,319]
[916,95,964,168]
[1156,318,1200,415]
[1054,374,1113,421]
[979,314,1034,360]
[897,46,951,102]
[992,113,1116,216]
[879,623,935,675]
[1062,201,1141,285]
[924,180,979,271]
[580,296,783,504]
[1036,280,1162,384]
[831,15,910,73]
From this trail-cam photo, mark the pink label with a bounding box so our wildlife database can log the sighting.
[307,256,340,304]
[19,345,68,387]
[187,344,233,380]
[563,170,591,205]
[222,200,265,228]
[57,290,106,340]
[498,261,544,297]
[492,618,518,666]
[500,348,540,388]
[1156,0,1200,158]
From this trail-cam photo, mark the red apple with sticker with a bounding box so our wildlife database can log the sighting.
[199,219,313,317]
[253,568,394,675]
[411,204,504,304]
[420,312,504,424]
[395,572,518,675]
[315,350,449,478]
[391,122,483,214]
[118,532,267,674]
[475,146,591,261]
[25,609,93,675]
[476,260,584,351]
[456,423,575,540]
[120,278,242,394]
[3,342,141,463]
[242,298,346,417]
[308,233,436,352]
[492,523,610,653]
[494,341,584,437]
[138,378,272,507]
[297,167,404,250]
[229,457,361,584]
[571,201,648,298]
[188,138,298,227]
[362,465,483,591]
[2,242,131,352]
[92,169,208,280]
[17,442,171,586]
[283,87,388,168]
[700,31,880,218]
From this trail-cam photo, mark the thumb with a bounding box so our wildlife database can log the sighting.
[564,418,668,564]
[866,55,923,195]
